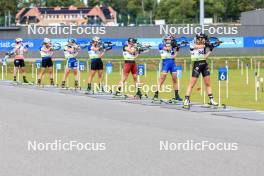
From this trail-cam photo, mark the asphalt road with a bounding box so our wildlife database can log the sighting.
[0,85,264,176]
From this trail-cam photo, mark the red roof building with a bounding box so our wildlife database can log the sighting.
[16,5,117,26]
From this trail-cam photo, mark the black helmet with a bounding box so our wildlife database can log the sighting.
[196,33,208,40]
[128,38,137,44]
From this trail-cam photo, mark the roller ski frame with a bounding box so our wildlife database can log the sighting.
[183,102,227,110]
[11,81,34,86]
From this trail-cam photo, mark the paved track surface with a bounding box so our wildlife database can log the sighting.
[0,85,264,176]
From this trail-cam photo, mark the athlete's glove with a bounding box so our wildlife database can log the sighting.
[170,39,178,48]
[175,46,180,52]
[209,44,214,51]
[205,40,211,48]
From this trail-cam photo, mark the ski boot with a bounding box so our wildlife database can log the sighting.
[23,76,29,84]
[183,99,191,109]
[61,81,66,88]
[135,89,142,99]
[152,92,162,104]
[152,91,159,101]
[37,79,41,85]
[114,90,122,97]
[168,96,183,104]
[50,79,54,86]
[74,80,79,89]
[208,98,218,106]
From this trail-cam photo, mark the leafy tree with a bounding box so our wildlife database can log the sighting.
[155,0,196,24]
[205,0,225,22]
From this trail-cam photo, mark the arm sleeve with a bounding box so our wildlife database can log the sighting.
[189,41,195,49]
[123,45,128,52]
[87,45,92,51]
[189,41,195,51]
[158,43,164,50]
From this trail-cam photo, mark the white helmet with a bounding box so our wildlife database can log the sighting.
[43,38,51,44]
[92,36,101,42]
[15,38,23,43]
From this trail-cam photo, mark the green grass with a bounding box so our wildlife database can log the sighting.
[1,58,264,111]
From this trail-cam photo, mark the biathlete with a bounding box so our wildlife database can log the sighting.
[183,33,218,108]
[9,38,29,83]
[86,36,105,93]
[37,38,54,85]
[61,39,81,88]
[115,38,142,98]
[153,35,182,102]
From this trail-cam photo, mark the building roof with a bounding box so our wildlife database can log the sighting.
[16,5,116,24]
[38,7,92,14]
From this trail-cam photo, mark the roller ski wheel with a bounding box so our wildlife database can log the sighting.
[202,103,226,109]
[112,91,128,99]
[151,98,163,104]
[182,104,191,109]
[21,81,34,85]
[85,89,93,95]
[114,91,122,97]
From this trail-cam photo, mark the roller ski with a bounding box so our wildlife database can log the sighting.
[151,92,163,104]
[12,76,34,86]
[93,84,111,95]
[201,99,226,109]
[166,97,183,105]
[113,90,128,99]
[113,86,126,99]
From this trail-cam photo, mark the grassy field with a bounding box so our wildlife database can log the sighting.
[1,57,264,110]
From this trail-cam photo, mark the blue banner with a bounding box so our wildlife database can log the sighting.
[244,37,264,48]
[217,37,244,48]
[106,62,113,74]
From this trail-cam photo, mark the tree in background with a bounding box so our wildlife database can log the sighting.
[205,0,225,23]
[0,0,18,25]
[155,0,197,24]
